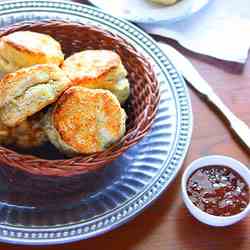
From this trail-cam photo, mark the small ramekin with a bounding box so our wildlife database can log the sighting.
[181,155,250,227]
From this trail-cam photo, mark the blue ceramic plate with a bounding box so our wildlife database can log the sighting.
[88,0,210,23]
[0,0,192,245]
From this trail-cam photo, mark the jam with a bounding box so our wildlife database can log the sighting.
[187,166,249,216]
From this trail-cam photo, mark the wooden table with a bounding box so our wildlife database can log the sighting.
[1,1,250,249]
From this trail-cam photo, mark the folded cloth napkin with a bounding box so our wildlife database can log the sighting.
[141,0,250,63]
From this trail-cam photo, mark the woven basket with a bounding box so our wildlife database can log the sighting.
[0,20,160,178]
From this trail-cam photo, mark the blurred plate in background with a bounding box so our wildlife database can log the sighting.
[88,0,210,23]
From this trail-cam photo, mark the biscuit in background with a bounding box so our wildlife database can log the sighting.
[43,86,126,155]
[0,113,47,148]
[149,0,178,5]
[0,31,64,74]
[0,64,71,127]
[62,50,130,104]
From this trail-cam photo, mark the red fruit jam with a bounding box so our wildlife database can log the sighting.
[187,166,249,216]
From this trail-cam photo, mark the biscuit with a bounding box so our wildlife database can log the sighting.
[0,31,64,74]
[0,113,47,148]
[43,86,126,155]
[0,64,71,127]
[11,113,47,148]
[61,50,130,104]
[150,0,177,5]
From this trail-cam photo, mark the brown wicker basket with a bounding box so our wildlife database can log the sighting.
[0,20,160,178]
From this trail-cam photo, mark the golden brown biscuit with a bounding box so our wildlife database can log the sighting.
[0,64,71,127]
[150,0,177,5]
[61,50,130,104]
[43,86,126,155]
[0,31,64,74]
[0,113,47,148]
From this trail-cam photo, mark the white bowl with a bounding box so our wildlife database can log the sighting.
[181,155,250,227]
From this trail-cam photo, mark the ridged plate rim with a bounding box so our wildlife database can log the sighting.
[0,0,193,245]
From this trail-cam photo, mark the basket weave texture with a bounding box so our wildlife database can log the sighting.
[0,21,160,177]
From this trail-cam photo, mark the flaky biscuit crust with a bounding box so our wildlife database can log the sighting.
[0,31,64,74]
[0,113,47,148]
[62,50,130,104]
[45,86,126,155]
[0,64,71,127]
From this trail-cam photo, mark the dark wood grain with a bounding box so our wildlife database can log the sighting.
[0,1,249,249]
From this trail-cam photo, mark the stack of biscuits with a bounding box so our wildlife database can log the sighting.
[0,31,129,155]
